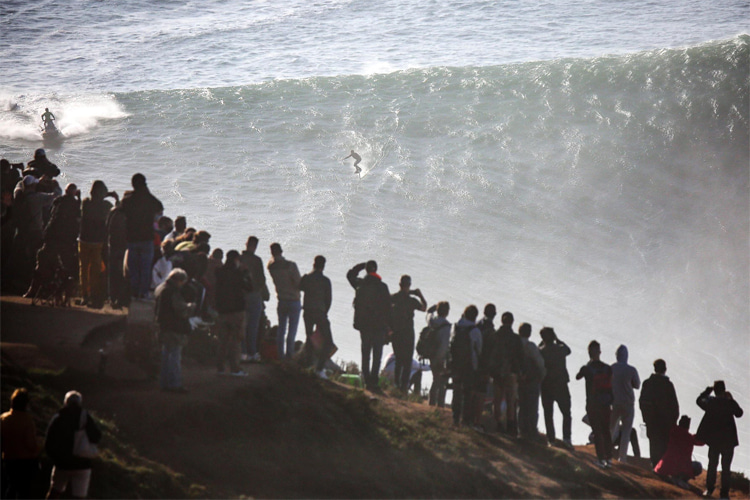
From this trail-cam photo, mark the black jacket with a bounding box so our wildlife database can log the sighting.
[26,157,60,178]
[154,280,191,335]
[696,390,744,449]
[215,264,252,314]
[45,405,101,470]
[347,265,391,331]
[120,187,163,243]
[639,373,680,432]
[489,325,523,379]
[300,270,332,314]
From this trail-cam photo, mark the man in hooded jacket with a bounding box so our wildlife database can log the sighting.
[610,344,640,462]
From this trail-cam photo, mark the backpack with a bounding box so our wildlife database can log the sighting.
[416,325,439,359]
[449,324,473,374]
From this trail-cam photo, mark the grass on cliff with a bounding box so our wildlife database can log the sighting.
[1,355,207,499]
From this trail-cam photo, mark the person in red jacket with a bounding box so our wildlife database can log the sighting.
[654,415,704,487]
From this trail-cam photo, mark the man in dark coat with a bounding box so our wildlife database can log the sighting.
[25,149,60,179]
[120,173,163,299]
[639,358,680,466]
[490,311,524,435]
[389,275,426,392]
[44,391,101,499]
[214,250,252,376]
[696,380,744,499]
[539,326,573,448]
[347,260,391,391]
[300,255,334,375]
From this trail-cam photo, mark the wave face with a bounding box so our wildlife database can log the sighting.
[2,37,748,468]
[2,0,748,92]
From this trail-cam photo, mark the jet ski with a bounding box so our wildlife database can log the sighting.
[41,121,64,145]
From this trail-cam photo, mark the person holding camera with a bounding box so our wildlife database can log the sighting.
[390,275,427,393]
[79,181,119,308]
[696,380,744,498]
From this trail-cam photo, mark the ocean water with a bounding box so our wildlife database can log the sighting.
[2,0,749,472]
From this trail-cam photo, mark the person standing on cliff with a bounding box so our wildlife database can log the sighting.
[268,243,301,359]
[639,359,679,467]
[517,322,545,440]
[576,340,614,468]
[120,173,163,299]
[490,312,523,436]
[154,268,192,392]
[610,344,640,463]
[1,388,41,499]
[390,275,427,393]
[347,260,392,391]
[44,391,101,499]
[539,326,573,449]
[214,250,252,376]
[299,255,333,377]
[696,380,744,499]
[426,301,451,407]
[241,236,270,362]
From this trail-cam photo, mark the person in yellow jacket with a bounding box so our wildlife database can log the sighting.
[1,388,41,498]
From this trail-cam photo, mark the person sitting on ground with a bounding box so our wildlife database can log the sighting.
[381,353,424,395]
[1,388,41,499]
[44,390,102,500]
[696,380,744,499]
[214,250,252,377]
[654,415,704,488]
[426,301,451,407]
[576,340,614,468]
[450,305,482,428]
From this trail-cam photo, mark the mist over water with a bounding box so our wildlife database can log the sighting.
[2,0,748,472]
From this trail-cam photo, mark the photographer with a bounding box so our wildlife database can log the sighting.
[539,327,573,449]
[79,181,119,308]
[696,380,744,498]
[390,275,427,393]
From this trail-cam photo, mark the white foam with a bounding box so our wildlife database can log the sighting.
[0,93,128,141]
